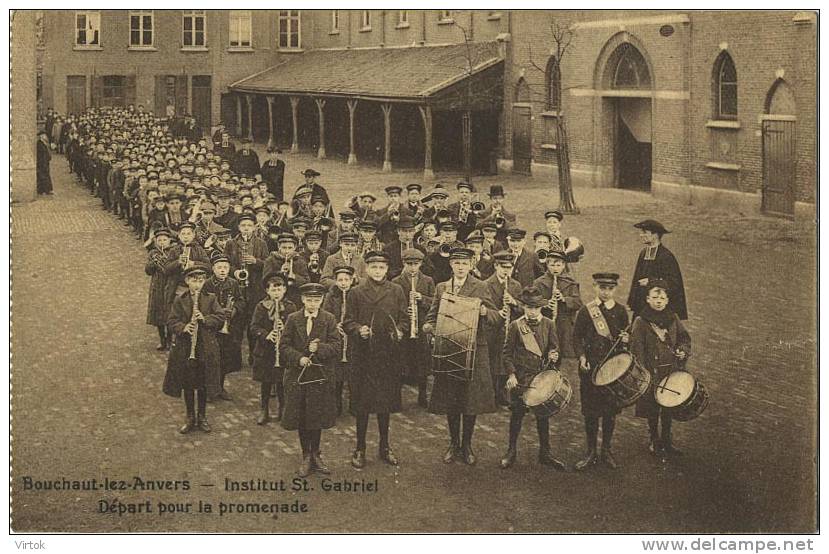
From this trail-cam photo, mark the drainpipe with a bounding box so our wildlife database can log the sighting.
[421,10,426,45]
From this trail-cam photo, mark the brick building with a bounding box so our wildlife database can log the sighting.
[39,10,816,217]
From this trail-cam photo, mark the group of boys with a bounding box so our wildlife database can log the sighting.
[57,104,691,475]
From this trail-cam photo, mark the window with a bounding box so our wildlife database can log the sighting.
[361,10,371,30]
[103,75,125,106]
[438,10,453,22]
[129,11,153,47]
[611,43,651,89]
[75,11,100,47]
[229,11,251,48]
[397,10,409,26]
[545,56,561,111]
[182,10,205,48]
[331,10,339,31]
[278,10,301,49]
[714,52,738,119]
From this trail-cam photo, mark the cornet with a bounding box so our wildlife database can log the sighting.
[471,200,486,213]
[308,252,321,274]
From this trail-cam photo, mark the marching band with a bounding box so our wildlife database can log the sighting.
[59,105,702,477]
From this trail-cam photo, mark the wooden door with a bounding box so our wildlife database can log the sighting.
[512,105,532,174]
[762,118,796,217]
[191,75,212,131]
[66,75,86,115]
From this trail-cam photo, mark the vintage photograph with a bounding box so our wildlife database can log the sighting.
[9,8,818,534]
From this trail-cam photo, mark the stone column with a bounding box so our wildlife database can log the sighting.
[11,10,37,202]
[235,94,243,137]
[245,94,254,142]
[314,98,326,159]
[419,105,435,180]
[346,99,358,165]
[186,75,193,115]
[266,96,275,149]
[381,103,393,172]
[289,96,300,153]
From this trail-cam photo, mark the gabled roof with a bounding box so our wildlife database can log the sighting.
[229,42,503,103]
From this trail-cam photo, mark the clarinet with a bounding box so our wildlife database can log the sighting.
[272,300,282,368]
[503,276,512,347]
[189,290,200,361]
[340,288,349,363]
[409,272,419,339]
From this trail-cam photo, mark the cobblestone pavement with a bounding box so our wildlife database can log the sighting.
[11,154,816,533]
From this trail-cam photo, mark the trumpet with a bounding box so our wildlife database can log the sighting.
[179,245,192,269]
[272,299,282,368]
[281,257,295,285]
[308,252,321,274]
[220,296,234,335]
[340,288,348,363]
[495,215,507,229]
[409,272,419,339]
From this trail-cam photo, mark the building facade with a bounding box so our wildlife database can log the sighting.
[39,9,816,217]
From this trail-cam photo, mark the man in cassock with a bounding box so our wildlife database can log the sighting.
[232,138,261,177]
[627,219,687,320]
[260,146,286,201]
[36,130,53,195]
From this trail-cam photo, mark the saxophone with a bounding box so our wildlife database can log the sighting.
[340,288,349,363]
[409,272,419,339]
[272,299,281,368]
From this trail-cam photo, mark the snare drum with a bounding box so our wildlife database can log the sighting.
[592,353,651,408]
[655,371,709,422]
[523,370,572,418]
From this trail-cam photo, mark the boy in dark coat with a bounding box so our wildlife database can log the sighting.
[162,264,225,434]
[484,251,524,406]
[501,285,565,470]
[628,219,687,320]
[250,272,298,424]
[572,272,631,470]
[630,279,691,459]
[391,249,435,407]
[344,251,409,469]
[145,227,173,350]
[533,250,583,362]
[321,266,357,415]
[279,283,341,477]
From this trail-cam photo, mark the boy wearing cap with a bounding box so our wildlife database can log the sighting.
[401,183,425,222]
[572,273,630,470]
[280,282,341,477]
[260,147,285,201]
[321,233,366,288]
[321,266,357,415]
[501,285,566,470]
[391,248,435,407]
[250,272,298,424]
[194,201,228,249]
[484,251,524,406]
[163,264,225,434]
[344,251,409,468]
[377,185,403,244]
[303,230,328,284]
[544,210,566,253]
[145,227,173,351]
[357,218,384,257]
[423,247,499,465]
[263,234,310,306]
[630,279,691,459]
[506,229,536,287]
[628,220,688,321]
[203,252,247,400]
[532,231,552,279]
[384,215,420,280]
[533,249,583,364]
[466,231,494,280]
[163,222,210,306]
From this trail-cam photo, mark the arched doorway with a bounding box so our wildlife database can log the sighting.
[595,37,654,190]
[762,79,797,217]
[512,78,532,174]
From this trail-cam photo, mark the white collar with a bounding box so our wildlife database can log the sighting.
[304,310,319,318]
[597,298,616,310]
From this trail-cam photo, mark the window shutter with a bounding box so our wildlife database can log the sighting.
[154,75,166,116]
[124,74,137,107]
[176,74,188,116]
[91,75,104,108]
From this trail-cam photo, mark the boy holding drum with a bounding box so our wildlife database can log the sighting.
[572,272,630,470]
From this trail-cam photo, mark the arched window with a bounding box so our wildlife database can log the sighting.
[714,52,738,119]
[611,43,651,89]
[765,78,796,116]
[545,57,561,110]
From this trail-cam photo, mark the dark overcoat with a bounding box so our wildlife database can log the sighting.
[511,248,537,288]
[391,270,435,382]
[533,271,583,359]
[262,253,310,306]
[344,278,409,414]
[162,292,225,398]
[628,244,688,320]
[145,246,171,327]
[249,298,298,383]
[224,236,269,306]
[629,313,691,419]
[279,309,341,431]
[163,242,210,306]
[232,148,261,177]
[572,300,630,417]
[202,276,247,374]
[484,274,524,376]
[426,275,498,415]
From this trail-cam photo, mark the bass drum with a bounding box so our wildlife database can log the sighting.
[655,371,709,422]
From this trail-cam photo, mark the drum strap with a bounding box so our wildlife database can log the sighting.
[586,301,612,340]
[517,317,543,357]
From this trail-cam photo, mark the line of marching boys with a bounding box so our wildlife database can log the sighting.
[60,106,691,477]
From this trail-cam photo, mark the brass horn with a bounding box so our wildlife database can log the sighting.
[438,243,453,257]
[470,201,486,213]
[564,237,585,263]
[317,217,334,233]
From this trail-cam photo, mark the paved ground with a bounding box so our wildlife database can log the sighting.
[10,152,817,533]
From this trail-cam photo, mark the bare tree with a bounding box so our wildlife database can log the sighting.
[528,17,579,214]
